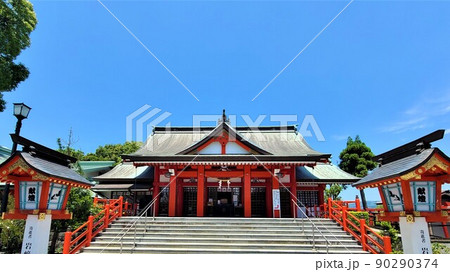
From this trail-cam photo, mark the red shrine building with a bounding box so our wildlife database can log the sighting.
[92,113,358,218]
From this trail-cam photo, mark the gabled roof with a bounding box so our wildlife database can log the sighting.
[125,123,330,163]
[21,152,93,185]
[353,148,450,188]
[177,122,271,155]
[0,152,93,186]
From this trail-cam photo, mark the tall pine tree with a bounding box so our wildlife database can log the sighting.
[339,136,377,177]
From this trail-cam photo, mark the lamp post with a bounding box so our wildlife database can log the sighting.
[0,103,31,214]
[11,103,32,153]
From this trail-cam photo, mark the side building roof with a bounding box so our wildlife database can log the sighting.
[353,148,450,188]
[93,162,154,181]
[0,146,11,164]
[297,163,360,184]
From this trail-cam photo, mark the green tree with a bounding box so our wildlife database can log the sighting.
[0,0,37,111]
[324,184,347,200]
[379,221,403,253]
[56,128,85,161]
[339,136,377,178]
[84,142,142,165]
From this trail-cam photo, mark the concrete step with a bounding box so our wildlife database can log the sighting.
[107,224,343,232]
[96,231,352,240]
[82,246,366,254]
[93,236,358,245]
[104,226,346,234]
[79,217,365,254]
[115,217,334,223]
[111,221,340,226]
[88,240,364,251]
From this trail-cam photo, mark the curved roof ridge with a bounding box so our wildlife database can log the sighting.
[176,122,272,155]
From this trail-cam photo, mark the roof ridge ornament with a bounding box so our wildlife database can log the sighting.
[219,109,229,124]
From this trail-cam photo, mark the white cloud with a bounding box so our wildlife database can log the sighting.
[445,129,450,135]
[382,117,427,134]
[382,90,450,134]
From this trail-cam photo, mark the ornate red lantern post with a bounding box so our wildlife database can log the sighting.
[0,135,93,254]
[354,130,450,254]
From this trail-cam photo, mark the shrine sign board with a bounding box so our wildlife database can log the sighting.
[21,214,52,254]
[398,217,432,254]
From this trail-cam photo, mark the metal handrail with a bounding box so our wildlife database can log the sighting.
[99,192,159,253]
[292,199,356,253]
[291,199,332,253]
[99,159,200,253]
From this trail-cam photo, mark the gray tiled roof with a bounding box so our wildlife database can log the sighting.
[21,152,93,186]
[296,163,359,184]
[353,148,436,187]
[130,125,328,157]
[92,183,151,191]
[93,162,153,181]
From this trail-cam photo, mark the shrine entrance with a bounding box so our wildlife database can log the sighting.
[182,187,197,217]
[158,187,169,216]
[251,187,266,217]
[280,187,292,218]
[206,187,243,217]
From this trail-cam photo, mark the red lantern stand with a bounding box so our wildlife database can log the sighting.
[0,136,93,254]
[354,130,450,254]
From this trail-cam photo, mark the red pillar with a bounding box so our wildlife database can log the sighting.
[86,215,94,247]
[272,169,280,218]
[197,165,205,217]
[290,168,297,218]
[153,167,160,216]
[243,165,251,217]
[436,180,442,211]
[168,169,177,217]
[63,231,72,254]
[176,181,183,217]
[39,181,50,211]
[318,184,325,205]
[318,184,325,216]
[61,185,72,211]
[400,180,414,212]
[118,196,123,216]
[266,180,273,217]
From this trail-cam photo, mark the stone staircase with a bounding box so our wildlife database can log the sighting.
[81,217,367,254]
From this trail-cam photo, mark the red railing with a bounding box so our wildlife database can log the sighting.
[62,197,124,254]
[326,198,392,254]
[93,196,137,215]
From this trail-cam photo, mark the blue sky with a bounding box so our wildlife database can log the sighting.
[1,0,450,201]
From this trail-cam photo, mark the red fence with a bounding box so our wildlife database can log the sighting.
[62,197,124,254]
[325,198,392,254]
[94,197,137,216]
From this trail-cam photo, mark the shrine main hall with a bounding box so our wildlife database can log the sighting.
[93,113,358,218]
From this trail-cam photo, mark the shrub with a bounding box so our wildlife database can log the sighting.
[432,243,450,254]
[379,221,403,253]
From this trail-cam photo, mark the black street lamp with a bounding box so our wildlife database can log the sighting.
[1,103,32,213]
[11,103,32,153]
